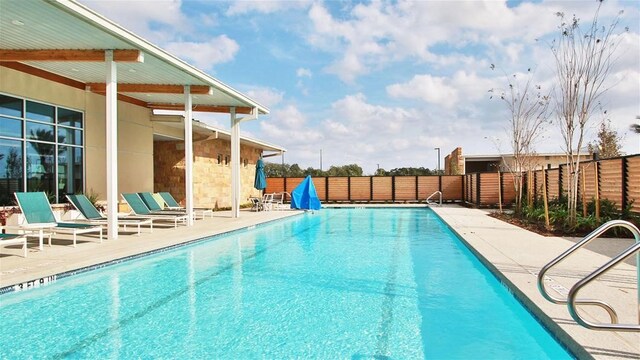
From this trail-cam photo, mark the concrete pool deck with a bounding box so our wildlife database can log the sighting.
[0,205,638,359]
[431,205,639,360]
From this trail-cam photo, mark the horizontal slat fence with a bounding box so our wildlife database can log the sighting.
[265,154,638,213]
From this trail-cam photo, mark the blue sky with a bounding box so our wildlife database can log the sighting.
[81,0,640,174]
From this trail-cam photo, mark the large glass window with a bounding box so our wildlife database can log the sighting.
[58,146,83,202]
[0,95,23,118]
[0,139,23,205]
[26,101,54,123]
[0,93,84,205]
[0,116,22,138]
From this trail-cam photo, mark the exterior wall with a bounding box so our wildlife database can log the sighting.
[154,139,262,209]
[0,66,154,202]
[500,154,568,172]
[444,147,464,175]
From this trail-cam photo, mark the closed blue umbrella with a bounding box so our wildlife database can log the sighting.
[254,158,267,190]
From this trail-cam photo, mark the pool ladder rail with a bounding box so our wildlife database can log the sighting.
[537,219,640,332]
[426,191,442,206]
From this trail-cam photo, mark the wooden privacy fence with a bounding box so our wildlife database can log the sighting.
[265,175,463,203]
[462,154,640,213]
[265,154,639,213]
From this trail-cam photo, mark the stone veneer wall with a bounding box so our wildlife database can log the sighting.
[444,147,464,175]
[154,139,263,209]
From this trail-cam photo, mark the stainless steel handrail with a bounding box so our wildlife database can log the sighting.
[568,240,640,331]
[537,219,640,329]
[426,191,442,206]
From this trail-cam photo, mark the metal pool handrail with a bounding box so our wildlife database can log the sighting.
[426,191,442,206]
[568,240,640,331]
[537,219,640,329]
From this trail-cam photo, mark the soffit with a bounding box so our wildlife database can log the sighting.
[0,0,267,112]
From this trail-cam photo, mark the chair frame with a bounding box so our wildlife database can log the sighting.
[66,195,154,236]
[13,192,103,249]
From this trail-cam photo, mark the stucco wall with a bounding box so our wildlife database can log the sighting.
[0,66,154,202]
[154,139,262,209]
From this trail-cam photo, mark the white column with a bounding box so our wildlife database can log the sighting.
[184,86,194,226]
[105,50,119,240]
[230,108,240,218]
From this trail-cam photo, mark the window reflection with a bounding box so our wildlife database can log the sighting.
[58,146,83,203]
[27,141,55,195]
[0,139,23,205]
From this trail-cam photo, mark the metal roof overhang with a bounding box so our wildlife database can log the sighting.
[0,0,269,115]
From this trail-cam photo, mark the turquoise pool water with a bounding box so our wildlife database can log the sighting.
[0,208,571,359]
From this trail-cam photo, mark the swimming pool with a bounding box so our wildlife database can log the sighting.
[0,208,571,358]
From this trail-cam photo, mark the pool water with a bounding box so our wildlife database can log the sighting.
[0,208,571,359]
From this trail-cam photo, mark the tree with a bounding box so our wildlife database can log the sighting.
[550,4,625,226]
[588,118,622,159]
[489,67,550,214]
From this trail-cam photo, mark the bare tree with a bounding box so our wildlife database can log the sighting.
[489,68,551,214]
[550,3,625,226]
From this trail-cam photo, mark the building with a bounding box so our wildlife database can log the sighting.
[444,147,573,175]
[0,0,280,239]
[152,116,284,209]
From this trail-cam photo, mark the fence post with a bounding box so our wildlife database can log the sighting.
[498,171,503,211]
[621,157,628,211]
[594,162,600,223]
[476,173,481,206]
[461,175,465,204]
[391,176,396,203]
[348,176,351,203]
[325,176,329,203]
[370,176,373,201]
[415,175,419,202]
[439,175,443,192]
[558,164,563,199]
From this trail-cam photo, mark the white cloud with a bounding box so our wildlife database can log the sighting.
[226,0,312,16]
[303,1,628,83]
[296,68,312,78]
[245,87,284,109]
[80,0,191,43]
[387,75,459,108]
[163,36,239,69]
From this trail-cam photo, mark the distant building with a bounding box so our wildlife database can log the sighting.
[444,147,580,175]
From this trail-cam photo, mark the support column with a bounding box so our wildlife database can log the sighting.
[184,86,194,226]
[230,108,240,218]
[105,50,119,240]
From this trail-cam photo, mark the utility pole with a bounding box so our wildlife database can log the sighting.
[320,149,323,171]
[434,147,441,173]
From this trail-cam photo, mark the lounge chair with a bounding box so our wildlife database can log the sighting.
[157,192,214,219]
[0,232,27,257]
[14,192,102,248]
[140,192,212,219]
[121,193,188,228]
[66,194,153,236]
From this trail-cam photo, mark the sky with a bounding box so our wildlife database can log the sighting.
[80,0,640,174]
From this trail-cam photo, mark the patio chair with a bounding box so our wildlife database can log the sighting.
[14,192,103,248]
[262,193,274,211]
[249,197,263,212]
[121,193,188,228]
[271,192,285,211]
[66,194,153,236]
[145,192,213,219]
[0,232,28,257]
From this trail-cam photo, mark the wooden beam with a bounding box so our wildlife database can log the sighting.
[148,103,253,114]
[0,49,143,62]
[87,83,212,94]
[0,61,85,89]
